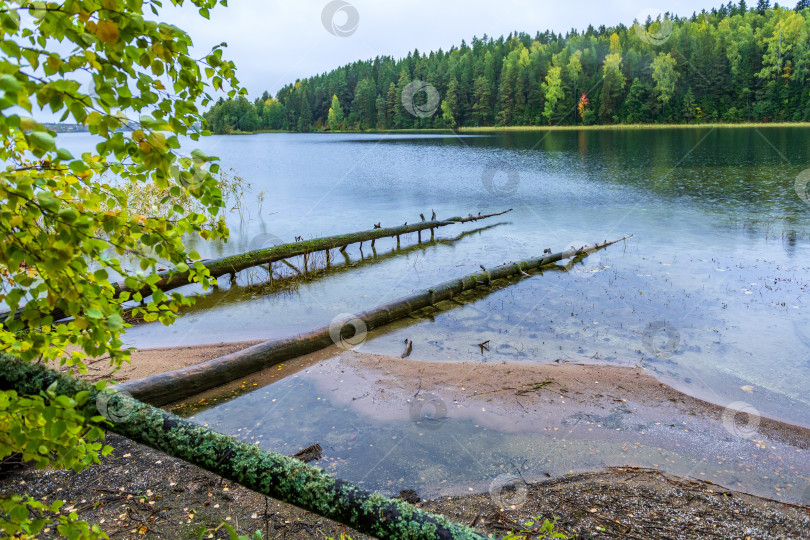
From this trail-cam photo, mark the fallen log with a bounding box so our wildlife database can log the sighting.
[131,222,507,320]
[0,356,488,540]
[0,209,512,323]
[120,235,632,406]
[146,209,512,291]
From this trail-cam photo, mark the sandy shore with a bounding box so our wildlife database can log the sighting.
[118,342,810,503]
[75,341,264,382]
[14,340,807,538]
[156,344,810,450]
[305,351,810,447]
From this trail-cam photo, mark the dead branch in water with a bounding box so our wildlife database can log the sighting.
[120,235,632,407]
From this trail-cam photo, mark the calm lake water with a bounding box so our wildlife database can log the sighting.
[61,128,810,500]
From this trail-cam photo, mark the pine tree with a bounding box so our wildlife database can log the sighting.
[394,69,411,128]
[375,95,387,129]
[297,85,312,132]
[385,82,397,129]
[472,76,492,126]
[497,61,515,125]
[683,87,697,123]
[622,78,646,123]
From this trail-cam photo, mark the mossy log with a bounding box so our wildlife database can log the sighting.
[154,223,506,317]
[120,235,632,406]
[147,209,512,291]
[0,356,488,540]
[0,210,512,324]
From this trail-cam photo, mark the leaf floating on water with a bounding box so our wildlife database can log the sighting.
[740,385,754,394]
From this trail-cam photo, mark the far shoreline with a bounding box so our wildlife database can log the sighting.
[209,121,810,136]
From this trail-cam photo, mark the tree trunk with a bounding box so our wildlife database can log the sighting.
[159,209,512,289]
[120,236,631,406]
[165,223,506,314]
[0,210,512,323]
[0,356,488,540]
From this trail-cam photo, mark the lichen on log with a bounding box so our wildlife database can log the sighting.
[0,356,488,540]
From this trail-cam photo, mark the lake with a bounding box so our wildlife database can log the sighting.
[60,127,810,500]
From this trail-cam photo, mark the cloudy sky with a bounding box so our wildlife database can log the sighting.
[161,0,717,100]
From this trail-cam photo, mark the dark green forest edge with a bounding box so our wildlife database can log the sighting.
[204,2,810,133]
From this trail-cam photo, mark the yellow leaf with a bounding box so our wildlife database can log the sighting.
[20,117,37,130]
[84,51,101,70]
[95,20,120,45]
[46,55,61,71]
[9,215,22,227]
[148,132,166,152]
[86,111,102,126]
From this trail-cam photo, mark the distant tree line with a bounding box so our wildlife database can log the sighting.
[204,2,810,132]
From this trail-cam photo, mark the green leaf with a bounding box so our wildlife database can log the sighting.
[0,73,22,92]
[106,314,125,331]
[27,131,56,154]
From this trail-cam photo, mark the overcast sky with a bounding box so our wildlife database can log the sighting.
[161,0,719,100]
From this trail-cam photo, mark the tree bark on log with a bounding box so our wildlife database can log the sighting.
[0,357,488,540]
[120,235,632,407]
[127,209,513,294]
[0,210,513,323]
[155,223,506,317]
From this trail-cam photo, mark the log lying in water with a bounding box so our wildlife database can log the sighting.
[153,209,512,288]
[137,222,507,319]
[120,235,632,406]
[0,209,512,323]
[0,356,488,540]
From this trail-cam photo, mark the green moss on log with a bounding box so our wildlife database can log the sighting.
[0,355,489,540]
[0,210,513,323]
[119,235,632,407]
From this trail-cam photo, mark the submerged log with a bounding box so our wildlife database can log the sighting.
[0,357,488,540]
[129,209,512,294]
[157,223,507,317]
[120,235,632,406]
[0,209,513,323]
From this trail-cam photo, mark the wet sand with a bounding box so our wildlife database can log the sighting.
[73,340,264,382]
[306,351,810,448]
[96,342,810,462]
[9,341,809,538]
